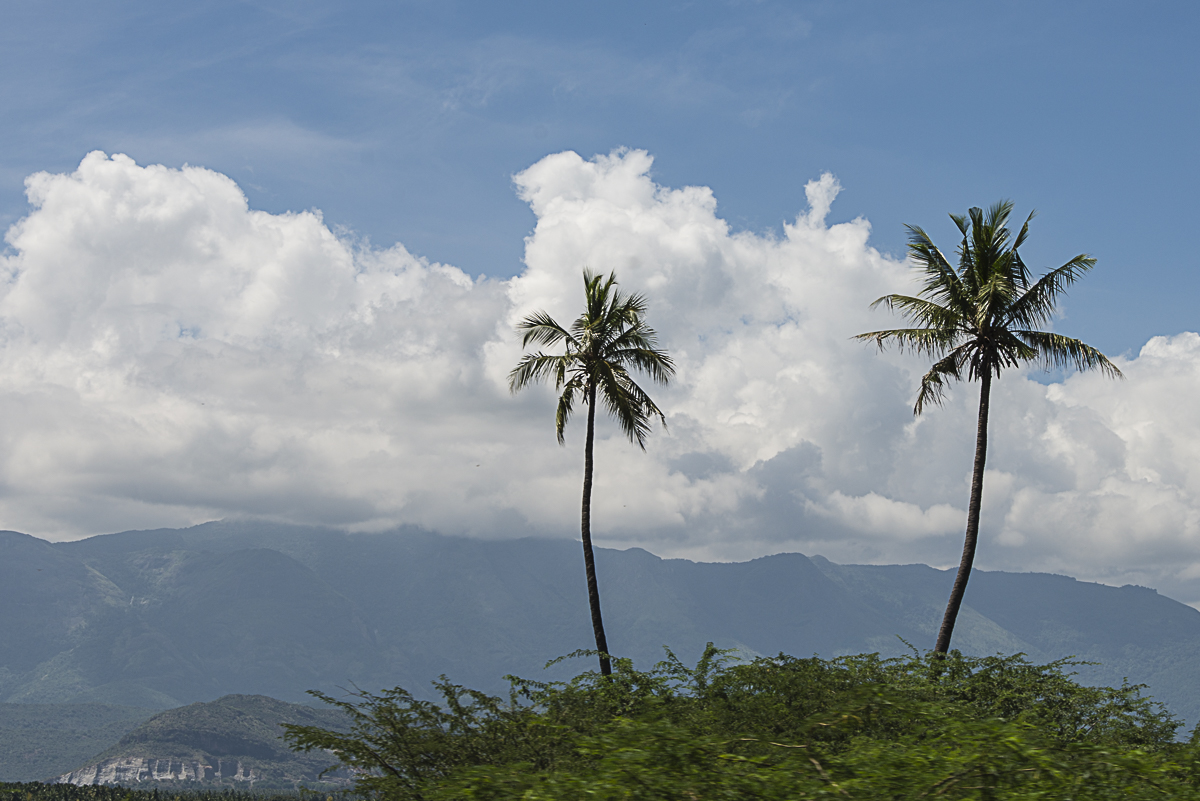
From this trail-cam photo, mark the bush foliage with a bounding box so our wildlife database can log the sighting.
[285,647,1200,799]
[0,786,307,801]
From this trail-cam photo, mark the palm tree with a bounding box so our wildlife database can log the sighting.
[856,201,1121,654]
[509,270,675,675]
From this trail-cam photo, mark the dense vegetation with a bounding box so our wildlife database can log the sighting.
[0,787,313,801]
[287,646,1200,799]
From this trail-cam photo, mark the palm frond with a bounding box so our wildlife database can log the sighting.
[1003,254,1097,330]
[517,311,576,350]
[949,212,970,238]
[986,329,1038,374]
[1011,209,1037,254]
[610,346,676,384]
[607,322,658,352]
[905,225,971,313]
[509,353,574,393]
[589,361,645,447]
[870,294,964,332]
[582,270,620,329]
[594,361,665,449]
[554,376,584,445]
[915,349,969,414]
[854,327,959,358]
[609,291,649,326]
[977,202,1014,268]
[1015,331,1123,379]
[608,320,676,384]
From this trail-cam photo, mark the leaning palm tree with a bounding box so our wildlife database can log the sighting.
[509,270,675,675]
[856,201,1121,654]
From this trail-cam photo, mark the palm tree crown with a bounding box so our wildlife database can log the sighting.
[856,201,1120,654]
[509,270,674,447]
[859,201,1120,413]
[509,269,674,675]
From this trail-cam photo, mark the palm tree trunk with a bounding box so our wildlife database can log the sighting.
[934,369,992,654]
[580,381,612,675]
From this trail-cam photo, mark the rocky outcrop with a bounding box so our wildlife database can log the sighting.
[55,756,256,785]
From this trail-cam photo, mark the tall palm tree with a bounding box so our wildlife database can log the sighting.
[509,270,675,675]
[856,201,1121,654]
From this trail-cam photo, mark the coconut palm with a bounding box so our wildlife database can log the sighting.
[509,270,675,675]
[856,201,1121,654]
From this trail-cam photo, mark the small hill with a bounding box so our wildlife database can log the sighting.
[55,694,349,790]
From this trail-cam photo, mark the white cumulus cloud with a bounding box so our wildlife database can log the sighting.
[6,149,1200,604]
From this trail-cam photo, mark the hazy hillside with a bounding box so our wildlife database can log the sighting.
[0,703,156,782]
[2,521,1198,728]
[55,694,349,790]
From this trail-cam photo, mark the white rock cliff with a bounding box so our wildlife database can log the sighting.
[55,757,255,786]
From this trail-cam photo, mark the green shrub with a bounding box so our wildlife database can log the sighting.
[0,785,316,801]
[286,647,1198,799]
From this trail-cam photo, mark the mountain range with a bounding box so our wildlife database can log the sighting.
[2,520,1198,730]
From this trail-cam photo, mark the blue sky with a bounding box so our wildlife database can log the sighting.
[3,1,1195,357]
[3,0,1200,602]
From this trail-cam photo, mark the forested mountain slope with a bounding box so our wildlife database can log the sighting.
[2,521,1197,726]
[0,703,156,782]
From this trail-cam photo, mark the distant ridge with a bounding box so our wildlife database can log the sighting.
[0,521,1198,728]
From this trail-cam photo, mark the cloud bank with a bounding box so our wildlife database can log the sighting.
[4,150,1200,602]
